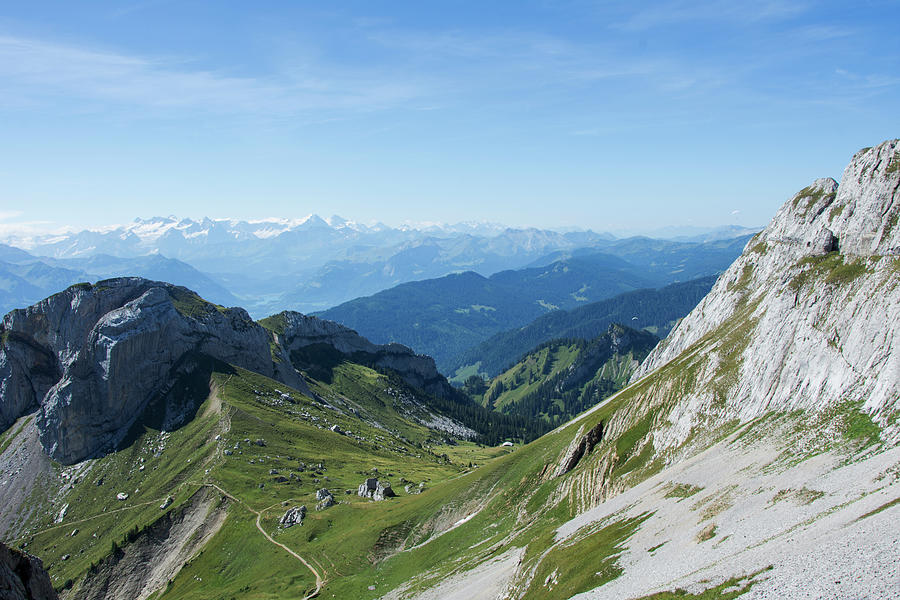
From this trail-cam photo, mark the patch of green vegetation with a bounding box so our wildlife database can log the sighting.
[69,282,93,291]
[521,512,652,600]
[789,252,870,293]
[615,412,654,464]
[637,566,773,599]
[696,523,717,542]
[769,487,825,507]
[883,212,899,240]
[449,361,484,386]
[886,150,900,175]
[749,240,768,255]
[0,414,33,454]
[258,312,288,335]
[693,485,736,521]
[168,287,226,319]
[665,482,703,500]
[829,202,846,221]
[648,541,667,553]
[826,260,868,285]
[791,185,836,217]
[856,496,900,521]
[727,264,754,293]
[838,400,881,448]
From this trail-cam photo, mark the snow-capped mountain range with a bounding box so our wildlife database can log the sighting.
[0,215,758,317]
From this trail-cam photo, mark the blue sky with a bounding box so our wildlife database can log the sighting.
[0,1,897,234]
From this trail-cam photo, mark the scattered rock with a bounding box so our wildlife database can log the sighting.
[159,497,173,510]
[54,504,68,524]
[116,493,128,501]
[70,529,79,537]
[255,438,267,447]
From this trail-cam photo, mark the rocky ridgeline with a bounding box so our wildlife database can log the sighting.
[633,140,900,448]
[0,279,457,464]
[271,310,454,399]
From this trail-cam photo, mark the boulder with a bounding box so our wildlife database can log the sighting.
[279,506,306,528]
[809,228,838,255]
[316,497,335,511]
[358,478,395,500]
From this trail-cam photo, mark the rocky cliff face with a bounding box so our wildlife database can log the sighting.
[633,139,900,448]
[0,542,58,600]
[0,280,458,464]
[1,279,275,463]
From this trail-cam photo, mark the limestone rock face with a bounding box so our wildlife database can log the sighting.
[1,278,276,463]
[0,541,58,600]
[633,140,900,448]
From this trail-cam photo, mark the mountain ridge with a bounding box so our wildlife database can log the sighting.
[0,277,537,465]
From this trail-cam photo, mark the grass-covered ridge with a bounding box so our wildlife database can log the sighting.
[478,325,658,426]
[167,286,227,319]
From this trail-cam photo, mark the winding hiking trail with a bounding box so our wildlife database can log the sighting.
[203,482,326,599]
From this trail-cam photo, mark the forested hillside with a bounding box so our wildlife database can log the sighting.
[448,276,715,379]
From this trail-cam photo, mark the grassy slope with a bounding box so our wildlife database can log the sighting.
[11,327,886,600]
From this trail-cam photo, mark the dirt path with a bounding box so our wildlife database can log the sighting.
[202,483,325,599]
[11,490,194,542]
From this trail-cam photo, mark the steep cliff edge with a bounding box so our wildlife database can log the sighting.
[632,139,900,449]
[0,279,466,464]
[0,541,58,600]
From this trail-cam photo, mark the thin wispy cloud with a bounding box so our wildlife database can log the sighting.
[0,34,428,116]
[614,0,809,31]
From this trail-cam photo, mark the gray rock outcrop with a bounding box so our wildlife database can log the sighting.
[279,506,306,528]
[0,278,292,463]
[632,139,900,447]
[358,478,395,500]
[315,488,335,510]
[0,541,58,600]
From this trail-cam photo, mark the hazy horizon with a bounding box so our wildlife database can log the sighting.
[0,211,763,248]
